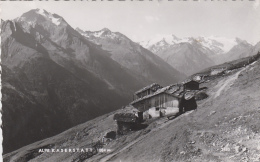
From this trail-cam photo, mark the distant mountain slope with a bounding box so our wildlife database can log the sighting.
[154,40,214,75]
[140,35,255,75]
[215,38,254,64]
[140,35,216,75]
[76,28,185,85]
[4,52,260,162]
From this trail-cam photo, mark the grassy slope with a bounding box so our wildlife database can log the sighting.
[4,55,260,162]
[103,60,260,162]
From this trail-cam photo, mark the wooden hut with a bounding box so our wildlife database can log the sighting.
[179,91,198,112]
[131,90,180,112]
[131,84,197,119]
[113,113,139,135]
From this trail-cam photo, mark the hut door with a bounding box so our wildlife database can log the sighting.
[138,112,143,122]
[159,110,163,117]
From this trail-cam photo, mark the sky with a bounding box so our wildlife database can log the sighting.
[0,1,260,44]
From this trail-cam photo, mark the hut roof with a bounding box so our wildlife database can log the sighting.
[211,67,228,70]
[182,79,199,84]
[113,113,138,123]
[131,84,184,105]
[134,83,162,95]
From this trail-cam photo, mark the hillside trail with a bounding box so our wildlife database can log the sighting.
[214,64,252,99]
[98,111,194,162]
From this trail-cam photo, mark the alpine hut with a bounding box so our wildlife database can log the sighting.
[182,79,199,90]
[131,84,185,118]
[131,82,198,119]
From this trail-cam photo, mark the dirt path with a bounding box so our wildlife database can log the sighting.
[214,66,249,98]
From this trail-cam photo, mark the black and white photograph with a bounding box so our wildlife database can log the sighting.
[1,1,260,161]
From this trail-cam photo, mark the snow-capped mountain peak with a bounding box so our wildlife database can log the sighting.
[157,39,169,46]
[140,35,252,55]
[140,34,182,49]
[36,9,63,26]
[17,9,65,26]
[93,30,105,37]
[101,28,111,32]
[161,34,181,44]
[36,8,48,16]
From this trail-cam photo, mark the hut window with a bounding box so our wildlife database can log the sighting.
[156,107,159,111]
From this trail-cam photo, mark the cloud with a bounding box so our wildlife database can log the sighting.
[145,16,159,23]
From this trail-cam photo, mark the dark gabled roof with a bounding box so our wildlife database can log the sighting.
[113,113,138,123]
[131,84,184,105]
[134,83,162,95]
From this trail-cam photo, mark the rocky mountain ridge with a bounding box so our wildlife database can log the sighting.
[76,27,185,85]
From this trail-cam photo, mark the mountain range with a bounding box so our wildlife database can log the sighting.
[140,35,258,75]
[1,9,184,153]
[75,27,185,85]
